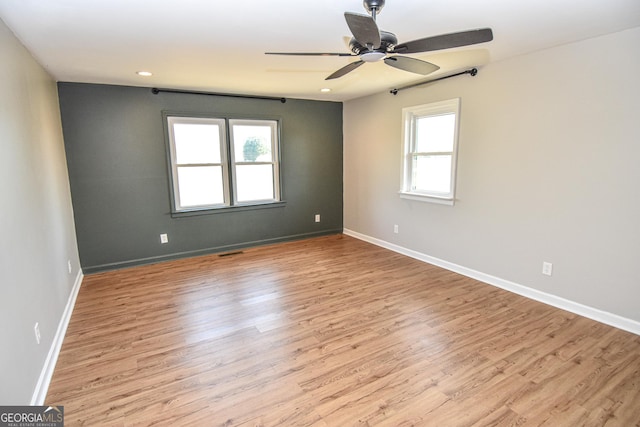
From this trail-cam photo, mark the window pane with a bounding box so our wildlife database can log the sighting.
[173,123,221,164]
[412,155,452,194]
[177,166,224,207]
[235,164,274,202]
[232,125,273,162]
[415,113,455,153]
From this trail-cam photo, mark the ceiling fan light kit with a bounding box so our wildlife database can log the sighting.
[360,51,386,62]
[265,0,493,82]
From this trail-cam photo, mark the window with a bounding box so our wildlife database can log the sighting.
[229,119,280,204]
[400,98,460,205]
[166,115,280,212]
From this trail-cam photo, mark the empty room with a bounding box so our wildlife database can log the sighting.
[1,0,639,425]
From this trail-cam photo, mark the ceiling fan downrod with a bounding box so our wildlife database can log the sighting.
[363,0,385,20]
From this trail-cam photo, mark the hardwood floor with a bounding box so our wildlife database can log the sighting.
[46,234,640,426]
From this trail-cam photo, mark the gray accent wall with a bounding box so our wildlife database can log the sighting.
[58,83,343,273]
[344,27,640,324]
[0,19,80,404]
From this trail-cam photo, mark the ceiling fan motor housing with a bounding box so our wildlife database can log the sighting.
[349,30,397,59]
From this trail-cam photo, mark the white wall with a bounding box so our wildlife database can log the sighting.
[344,27,640,328]
[0,18,81,404]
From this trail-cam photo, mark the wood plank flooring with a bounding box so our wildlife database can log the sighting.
[46,234,640,426]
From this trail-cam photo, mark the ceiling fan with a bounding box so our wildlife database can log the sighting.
[266,0,493,80]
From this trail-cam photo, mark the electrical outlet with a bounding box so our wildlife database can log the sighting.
[542,261,553,276]
[393,224,399,234]
[67,260,72,274]
[314,214,321,223]
[34,323,41,344]
[160,233,169,244]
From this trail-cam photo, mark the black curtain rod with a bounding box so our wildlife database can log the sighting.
[151,87,286,103]
[390,68,478,95]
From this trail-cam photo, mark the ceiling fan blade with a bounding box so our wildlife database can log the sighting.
[265,52,355,57]
[384,56,440,75]
[326,60,365,80]
[393,28,493,54]
[344,12,381,49]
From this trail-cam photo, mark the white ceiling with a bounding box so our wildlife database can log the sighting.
[1,0,639,102]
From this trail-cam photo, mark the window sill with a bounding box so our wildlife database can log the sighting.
[399,191,455,206]
[171,201,286,218]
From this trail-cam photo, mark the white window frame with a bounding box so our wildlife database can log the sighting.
[399,98,461,205]
[229,119,281,205]
[167,116,229,211]
[165,115,281,213]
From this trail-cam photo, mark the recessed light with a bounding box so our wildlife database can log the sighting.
[136,71,153,77]
[320,88,331,93]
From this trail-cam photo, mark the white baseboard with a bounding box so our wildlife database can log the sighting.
[343,228,640,336]
[31,269,84,405]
